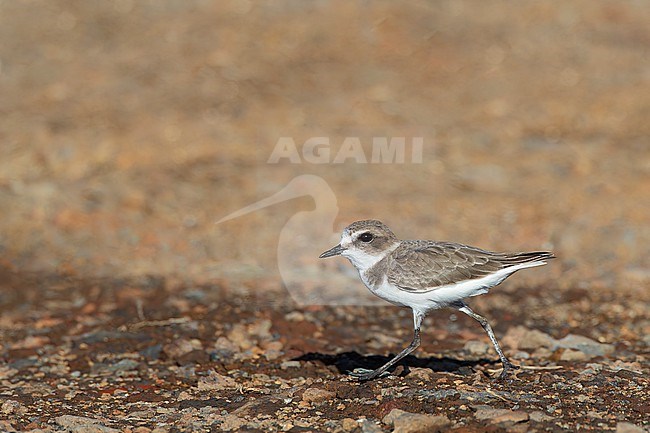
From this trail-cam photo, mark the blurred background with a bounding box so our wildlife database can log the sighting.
[1,0,648,297]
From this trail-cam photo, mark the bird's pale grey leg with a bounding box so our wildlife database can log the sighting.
[350,310,425,381]
[456,303,518,380]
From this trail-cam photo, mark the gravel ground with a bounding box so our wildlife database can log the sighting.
[1,1,649,432]
[1,270,648,432]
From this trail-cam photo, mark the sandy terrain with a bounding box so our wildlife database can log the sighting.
[1,1,648,431]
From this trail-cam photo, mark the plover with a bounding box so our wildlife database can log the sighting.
[319,219,554,381]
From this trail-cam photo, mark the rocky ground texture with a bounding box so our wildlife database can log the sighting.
[1,1,649,432]
[1,269,648,432]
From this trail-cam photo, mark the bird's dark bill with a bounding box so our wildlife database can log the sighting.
[319,244,345,258]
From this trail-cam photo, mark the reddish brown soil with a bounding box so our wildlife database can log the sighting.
[1,1,648,432]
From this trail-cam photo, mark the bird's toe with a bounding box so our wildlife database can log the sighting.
[348,368,390,381]
[495,363,519,382]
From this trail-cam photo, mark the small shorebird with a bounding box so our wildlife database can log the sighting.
[319,220,554,381]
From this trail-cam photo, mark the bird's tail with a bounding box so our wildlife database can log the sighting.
[499,251,555,267]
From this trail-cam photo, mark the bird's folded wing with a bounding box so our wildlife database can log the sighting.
[387,241,508,292]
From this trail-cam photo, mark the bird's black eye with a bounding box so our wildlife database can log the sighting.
[359,232,374,243]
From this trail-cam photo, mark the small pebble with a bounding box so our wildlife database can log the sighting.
[301,387,336,404]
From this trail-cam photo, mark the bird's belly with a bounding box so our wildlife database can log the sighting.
[365,282,410,308]
[362,276,491,313]
[351,246,548,312]
[361,277,446,311]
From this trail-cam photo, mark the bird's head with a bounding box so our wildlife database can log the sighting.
[319,220,400,271]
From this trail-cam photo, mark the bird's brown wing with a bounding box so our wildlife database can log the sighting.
[386,240,553,293]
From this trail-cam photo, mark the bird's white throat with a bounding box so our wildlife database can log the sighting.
[341,249,386,271]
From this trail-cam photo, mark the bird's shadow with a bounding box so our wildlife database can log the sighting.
[294,351,498,377]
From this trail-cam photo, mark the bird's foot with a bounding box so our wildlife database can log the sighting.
[495,360,520,381]
[348,368,389,381]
